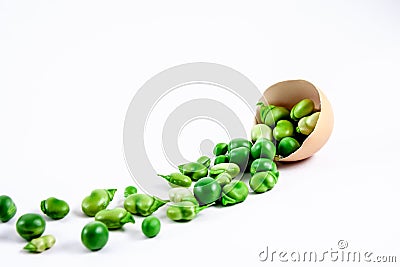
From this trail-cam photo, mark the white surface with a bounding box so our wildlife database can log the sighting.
[1,1,400,266]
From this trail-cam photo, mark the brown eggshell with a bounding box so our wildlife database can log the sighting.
[255,80,334,162]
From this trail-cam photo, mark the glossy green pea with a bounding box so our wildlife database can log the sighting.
[221,181,249,206]
[249,171,278,193]
[168,187,193,203]
[213,143,228,156]
[158,172,192,188]
[95,208,135,230]
[214,172,232,187]
[196,155,211,168]
[178,162,208,181]
[290,98,315,121]
[297,112,320,135]
[250,158,279,177]
[141,216,161,238]
[227,147,250,171]
[124,194,168,216]
[124,186,137,198]
[193,177,222,205]
[257,103,290,127]
[273,120,294,141]
[214,155,229,165]
[81,189,117,217]
[251,124,273,142]
[40,197,69,220]
[16,213,46,241]
[250,138,276,160]
[24,235,56,253]
[227,138,252,151]
[277,137,301,157]
[81,221,108,251]
[0,195,17,223]
[166,201,209,222]
[209,163,240,178]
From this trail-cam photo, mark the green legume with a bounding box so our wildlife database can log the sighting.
[124,194,168,216]
[178,162,208,181]
[193,177,222,205]
[221,181,249,206]
[166,201,209,222]
[257,103,290,127]
[23,235,56,253]
[209,163,240,178]
[141,216,161,238]
[168,187,193,203]
[273,120,294,141]
[249,171,278,193]
[251,124,273,142]
[277,136,301,157]
[213,143,228,156]
[227,146,250,171]
[296,112,320,135]
[81,221,109,251]
[81,189,117,217]
[158,172,192,188]
[16,213,46,241]
[124,186,138,198]
[250,138,276,160]
[290,98,315,121]
[214,172,232,187]
[214,155,229,165]
[0,195,17,223]
[95,207,135,230]
[228,138,252,151]
[250,158,279,177]
[40,197,70,220]
[196,155,211,168]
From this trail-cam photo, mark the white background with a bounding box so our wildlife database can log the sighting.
[1,1,400,266]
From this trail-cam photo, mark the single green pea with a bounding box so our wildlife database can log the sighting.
[249,171,278,193]
[158,172,192,188]
[81,221,109,251]
[166,201,209,222]
[0,195,17,223]
[296,111,320,135]
[227,147,250,171]
[213,143,228,156]
[168,187,194,203]
[23,235,56,253]
[209,163,240,178]
[193,177,222,205]
[227,138,252,151]
[40,197,69,220]
[250,138,276,160]
[273,120,294,141]
[178,162,208,181]
[124,194,168,217]
[257,103,290,127]
[214,155,229,165]
[141,216,161,238]
[277,137,301,157]
[290,98,315,121]
[16,213,46,241]
[81,189,117,217]
[95,208,135,230]
[251,124,273,142]
[196,155,211,168]
[221,181,249,206]
[250,158,279,177]
[124,186,138,198]
[214,172,232,187]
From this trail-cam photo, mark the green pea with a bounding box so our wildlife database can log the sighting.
[141,216,161,238]
[81,189,117,217]
[250,138,276,160]
[193,177,222,205]
[227,138,252,151]
[273,120,294,141]
[209,163,240,178]
[277,137,301,157]
[178,162,208,181]
[81,221,109,251]
[0,195,17,223]
[196,155,211,168]
[213,143,228,156]
[249,171,278,193]
[257,103,290,127]
[214,172,232,187]
[16,213,46,241]
[290,98,315,121]
[251,124,273,142]
[158,172,192,188]
[124,194,168,216]
[214,155,228,165]
[95,208,135,230]
[296,112,320,135]
[124,186,138,198]
[227,147,250,171]
[250,158,279,177]
[40,197,70,220]
[221,181,249,206]
[166,201,209,222]
[23,235,56,253]
[168,187,193,203]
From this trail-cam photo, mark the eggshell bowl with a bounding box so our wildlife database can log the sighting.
[255,80,334,162]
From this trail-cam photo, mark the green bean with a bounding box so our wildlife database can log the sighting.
[251,124,273,142]
[227,147,250,172]
[257,103,290,127]
[158,172,192,188]
[24,235,55,253]
[209,163,240,178]
[296,112,320,135]
[221,181,249,206]
[250,158,279,177]
[95,208,135,230]
[250,138,276,160]
[166,201,210,222]
[227,138,252,151]
[81,189,117,217]
[249,171,278,193]
[0,195,17,223]
[214,172,232,187]
[273,120,294,141]
[196,155,211,168]
[290,99,315,121]
[178,162,208,181]
[214,155,229,165]
[277,136,301,157]
[193,177,222,205]
[213,143,228,156]
[124,186,138,198]
[168,187,194,203]
[40,197,69,220]
[124,194,168,216]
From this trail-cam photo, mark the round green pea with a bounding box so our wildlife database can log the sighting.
[251,124,273,142]
[227,146,250,171]
[16,213,46,241]
[273,120,294,141]
[81,221,109,251]
[249,171,278,193]
[0,195,17,223]
[250,138,276,160]
[213,143,228,156]
[141,216,161,238]
[193,177,222,205]
[227,138,252,151]
[40,197,70,220]
[278,137,301,157]
[250,158,279,177]
[221,180,249,206]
